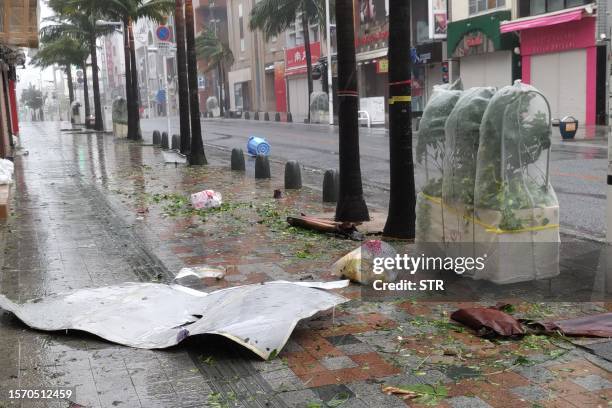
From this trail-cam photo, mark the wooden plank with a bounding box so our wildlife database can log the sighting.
[0,184,9,219]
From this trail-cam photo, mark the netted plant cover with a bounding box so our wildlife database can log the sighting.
[473,81,559,284]
[416,79,463,198]
[475,81,557,223]
[443,87,496,208]
[112,98,128,125]
[310,91,329,111]
[206,96,219,111]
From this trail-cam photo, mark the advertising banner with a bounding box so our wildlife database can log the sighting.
[428,0,448,40]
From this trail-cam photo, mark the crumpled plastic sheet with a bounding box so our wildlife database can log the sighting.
[0,281,349,359]
[450,307,525,337]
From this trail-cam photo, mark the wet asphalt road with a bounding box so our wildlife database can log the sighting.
[141,117,610,240]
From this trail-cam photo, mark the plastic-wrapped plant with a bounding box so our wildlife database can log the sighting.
[442,87,496,207]
[475,81,556,230]
[416,79,463,197]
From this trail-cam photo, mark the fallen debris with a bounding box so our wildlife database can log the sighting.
[162,150,188,164]
[452,308,612,339]
[332,240,398,284]
[0,281,348,360]
[190,190,222,210]
[382,384,448,405]
[533,312,612,338]
[175,265,226,280]
[287,214,363,240]
[450,307,525,337]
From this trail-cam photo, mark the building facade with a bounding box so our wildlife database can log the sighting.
[0,0,38,158]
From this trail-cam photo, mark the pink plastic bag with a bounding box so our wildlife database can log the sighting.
[190,190,222,210]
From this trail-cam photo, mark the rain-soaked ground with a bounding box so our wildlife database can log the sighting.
[0,122,611,408]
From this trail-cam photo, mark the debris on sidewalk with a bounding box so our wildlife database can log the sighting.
[382,384,449,405]
[162,150,188,164]
[332,240,397,284]
[451,307,525,337]
[0,281,348,360]
[174,265,226,280]
[532,312,612,338]
[190,190,222,210]
[247,136,271,156]
[287,214,363,240]
[452,307,612,339]
[0,158,14,184]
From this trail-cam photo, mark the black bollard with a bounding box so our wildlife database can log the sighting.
[255,154,271,179]
[152,130,161,146]
[171,134,180,150]
[275,112,281,122]
[245,111,250,120]
[231,148,246,171]
[287,112,293,123]
[161,132,169,149]
[254,112,259,121]
[264,112,270,121]
[323,169,339,203]
[284,161,302,189]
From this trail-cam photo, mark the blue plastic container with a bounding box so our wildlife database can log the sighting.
[247,136,271,156]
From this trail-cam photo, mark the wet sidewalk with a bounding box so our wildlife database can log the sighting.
[0,122,610,407]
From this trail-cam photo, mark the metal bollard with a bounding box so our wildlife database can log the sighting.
[322,169,339,203]
[255,154,271,179]
[171,134,180,150]
[284,161,302,189]
[152,130,161,146]
[161,132,169,149]
[231,148,246,171]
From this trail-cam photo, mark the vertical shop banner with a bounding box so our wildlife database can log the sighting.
[274,62,287,113]
[428,0,447,40]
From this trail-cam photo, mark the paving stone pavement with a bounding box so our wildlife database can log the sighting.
[0,122,610,408]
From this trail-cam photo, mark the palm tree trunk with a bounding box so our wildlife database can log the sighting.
[123,19,135,139]
[301,13,313,124]
[66,66,74,105]
[89,32,104,131]
[175,0,191,154]
[128,21,142,140]
[383,0,415,238]
[66,66,74,123]
[218,62,224,117]
[82,61,91,124]
[185,0,207,165]
[334,0,369,222]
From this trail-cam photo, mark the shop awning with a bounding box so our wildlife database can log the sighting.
[500,7,588,33]
[447,10,514,57]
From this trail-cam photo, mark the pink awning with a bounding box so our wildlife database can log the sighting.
[500,9,584,33]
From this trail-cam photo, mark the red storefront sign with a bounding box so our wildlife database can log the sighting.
[355,31,388,47]
[285,42,321,75]
[274,62,287,112]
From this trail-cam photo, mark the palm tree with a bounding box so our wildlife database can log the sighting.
[249,0,327,123]
[334,0,369,222]
[43,0,112,131]
[31,36,89,122]
[100,0,174,140]
[175,0,191,154]
[196,28,234,117]
[383,0,415,238]
[184,0,207,165]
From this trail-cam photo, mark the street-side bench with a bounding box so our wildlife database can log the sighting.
[0,184,10,219]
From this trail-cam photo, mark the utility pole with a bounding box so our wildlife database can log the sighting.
[325,0,334,125]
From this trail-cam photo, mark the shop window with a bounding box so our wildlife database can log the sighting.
[519,0,590,17]
[286,12,320,48]
[469,0,505,15]
[238,3,245,52]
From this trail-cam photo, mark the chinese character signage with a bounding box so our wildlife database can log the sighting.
[428,0,447,40]
[285,42,321,71]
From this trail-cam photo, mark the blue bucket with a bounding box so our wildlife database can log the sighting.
[247,136,271,156]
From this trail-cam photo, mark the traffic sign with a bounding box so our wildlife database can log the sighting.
[156,26,171,42]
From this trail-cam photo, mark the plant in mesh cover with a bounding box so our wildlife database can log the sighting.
[475,82,555,230]
[443,87,496,207]
[416,80,463,197]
